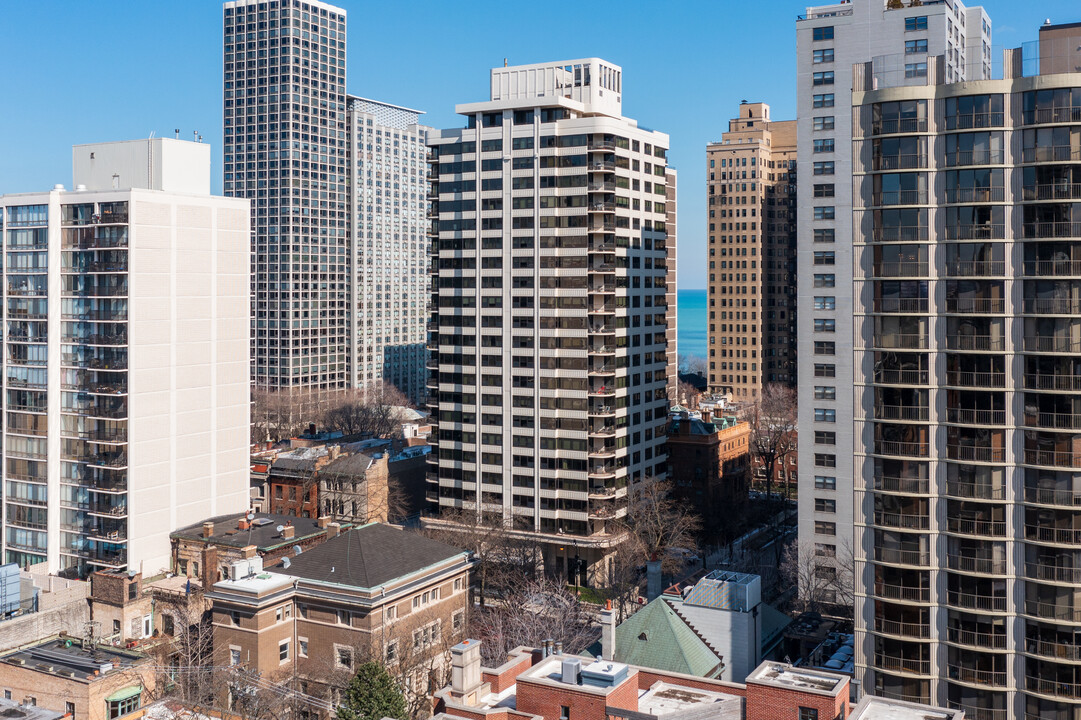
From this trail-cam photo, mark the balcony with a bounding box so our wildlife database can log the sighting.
[944,225,1006,241]
[947,665,1007,688]
[588,386,615,398]
[1024,222,1081,239]
[1025,637,1081,662]
[874,547,929,567]
[875,261,928,278]
[873,226,928,242]
[872,333,927,350]
[874,617,931,639]
[875,404,929,421]
[874,582,930,603]
[1022,107,1081,125]
[1023,298,1081,315]
[943,297,1005,314]
[1025,449,1081,469]
[874,154,927,171]
[589,283,615,294]
[1023,336,1081,353]
[590,424,616,437]
[947,627,1008,650]
[946,517,1007,538]
[1025,412,1081,431]
[1025,599,1081,623]
[590,344,615,356]
[873,652,931,677]
[874,368,929,385]
[945,260,1006,277]
[1023,260,1081,277]
[874,440,930,458]
[589,404,615,418]
[944,150,1005,167]
[946,445,1005,464]
[588,202,616,214]
[874,511,930,531]
[946,553,1006,574]
[944,187,1006,204]
[945,335,1003,351]
[588,465,616,479]
[1025,183,1081,201]
[1026,562,1081,584]
[1026,524,1081,546]
[589,364,615,376]
[947,589,1007,612]
[1023,486,1081,506]
[874,298,928,314]
[589,223,616,234]
[875,475,930,494]
[1026,675,1081,700]
[945,370,1006,388]
[873,190,929,207]
[945,408,1007,426]
[945,480,1005,501]
[589,161,615,172]
[1027,372,1081,391]
[87,454,127,470]
[589,241,615,253]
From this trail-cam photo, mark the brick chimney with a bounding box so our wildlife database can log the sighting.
[202,521,215,538]
[327,522,341,538]
[449,640,487,705]
[601,599,616,661]
[282,523,295,540]
[316,516,330,528]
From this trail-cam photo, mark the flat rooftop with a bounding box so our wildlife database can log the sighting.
[745,662,846,697]
[1,636,147,682]
[850,697,963,720]
[639,681,743,720]
[171,511,329,550]
[211,570,294,596]
[0,697,66,720]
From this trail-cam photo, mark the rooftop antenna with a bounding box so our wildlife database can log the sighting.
[193,130,199,142]
[175,128,180,139]
[504,58,507,67]
[149,130,155,139]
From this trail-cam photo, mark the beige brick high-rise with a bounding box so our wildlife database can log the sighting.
[706,103,796,401]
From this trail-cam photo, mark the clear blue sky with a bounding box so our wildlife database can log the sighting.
[0,1,1074,289]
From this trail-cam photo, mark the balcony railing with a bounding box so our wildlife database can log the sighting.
[1025,637,1081,662]
[948,665,1008,687]
[1026,524,1081,546]
[945,334,1003,351]
[1024,183,1081,201]
[1026,411,1081,430]
[874,617,931,639]
[945,370,1006,388]
[1025,449,1081,469]
[945,187,1006,204]
[944,297,1005,314]
[874,475,930,494]
[945,480,1006,501]
[947,589,1007,612]
[1026,562,1081,585]
[875,440,930,458]
[874,368,928,385]
[946,113,1005,130]
[1022,107,1081,125]
[874,547,929,566]
[946,517,1007,538]
[1024,222,1081,239]
[946,445,1006,463]
[1026,674,1081,700]
[947,553,1006,575]
[1023,486,1081,506]
[947,627,1008,650]
[945,408,1007,426]
[874,581,930,603]
[1024,259,1081,277]
[945,260,1005,277]
[873,652,931,676]
[871,118,926,135]
[874,298,928,314]
[874,511,930,531]
[873,226,928,242]
[873,154,926,171]
[1025,599,1081,623]
[1023,298,1081,315]
[1022,146,1081,163]
[874,261,928,277]
[875,404,929,421]
[872,333,927,350]
[1023,336,1081,353]
[874,190,929,206]
[944,150,1005,167]
[944,224,1006,240]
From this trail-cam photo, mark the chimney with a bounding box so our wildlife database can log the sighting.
[450,639,485,704]
[308,423,316,435]
[327,522,341,538]
[202,521,214,539]
[601,599,616,661]
[316,516,330,528]
[646,559,663,601]
[282,524,295,540]
[329,445,340,460]
[554,641,563,655]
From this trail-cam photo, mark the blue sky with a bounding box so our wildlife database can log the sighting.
[0,1,1075,289]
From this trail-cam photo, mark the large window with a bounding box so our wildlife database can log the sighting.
[106,689,141,720]
[812,49,834,64]
[904,16,928,31]
[904,62,928,79]
[905,39,928,54]
[813,93,835,108]
[813,71,835,86]
[812,26,834,41]
[813,139,835,153]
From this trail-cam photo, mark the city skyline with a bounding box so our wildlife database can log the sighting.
[0,0,1074,291]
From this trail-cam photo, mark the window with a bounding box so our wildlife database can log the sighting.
[813,274,835,288]
[905,16,928,31]
[560,707,570,720]
[812,93,835,108]
[813,206,835,221]
[454,578,463,591]
[813,139,835,153]
[385,605,397,621]
[815,431,836,445]
[813,26,834,41]
[814,229,835,243]
[108,695,139,720]
[453,610,465,632]
[276,608,283,622]
[814,319,836,332]
[230,648,241,666]
[162,614,175,636]
[814,364,836,377]
[905,39,928,54]
[813,251,835,265]
[813,161,835,175]
[336,646,353,670]
[814,408,836,422]
[812,71,835,86]
[299,639,309,657]
[386,641,398,662]
[813,184,835,198]
[815,476,837,490]
[816,543,837,557]
[814,386,836,400]
[279,640,289,663]
[337,610,350,625]
[815,453,837,468]
[814,296,836,310]
[813,48,834,64]
[814,522,836,537]
[813,116,835,131]
[815,498,837,513]
[814,341,835,355]
[66,703,75,717]
[905,62,928,78]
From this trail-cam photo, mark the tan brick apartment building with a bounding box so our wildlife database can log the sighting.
[206,523,472,712]
[666,413,750,539]
[706,102,797,400]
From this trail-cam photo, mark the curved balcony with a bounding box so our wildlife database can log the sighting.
[947,554,1007,576]
[1023,260,1081,278]
[874,475,931,494]
[873,653,932,677]
[1026,675,1081,701]
[1023,222,1081,240]
[874,581,931,604]
[874,440,930,459]
[947,518,1007,539]
[948,665,1008,688]
[1024,449,1081,470]
[590,344,615,357]
[945,260,1006,277]
[589,161,616,172]
[874,261,929,278]
[588,202,616,214]
[588,465,617,480]
[945,335,1003,352]
[945,408,1007,426]
[874,617,931,640]
[874,368,929,385]
[872,333,928,350]
[947,627,1008,651]
[874,154,927,171]
[874,298,929,314]
[944,150,1005,167]
[947,589,1007,612]
[945,224,1006,241]
[588,363,616,377]
[589,283,615,295]
[1024,599,1081,624]
[1025,637,1081,663]
[589,424,616,437]
[1026,524,1081,547]
[873,190,929,207]
[1025,373,1081,392]
[947,445,1006,464]
[1023,298,1081,315]
[945,370,1006,389]
[874,511,930,531]
[1025,562,1081,585]
[1024,412,1081,431]
[944,187,1006,204]
[875,404,929,422]
[874,547,930,567]
[945,480,1006,501]
[944,297,1005,314]
[1024,486,1081,507]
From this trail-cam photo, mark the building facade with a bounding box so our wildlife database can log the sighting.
[796,0,993,593]
[424,59,671,583]
[224,0,350,396]
[0,139,251,579]
[665,169,678,403]
[851,28,1081,720]
[347,97,432,406]
[706,102,797,401]
[666,413,750,539]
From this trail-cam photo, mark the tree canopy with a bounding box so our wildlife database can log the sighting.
[336,662,407,720]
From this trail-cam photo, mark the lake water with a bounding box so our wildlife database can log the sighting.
[677,288,707,361]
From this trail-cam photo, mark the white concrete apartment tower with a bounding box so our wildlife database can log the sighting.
[223,0,349,397]
[425,59,672,583]
[0,139,251,579]
[347,97,432,406]
[795,0,991,603]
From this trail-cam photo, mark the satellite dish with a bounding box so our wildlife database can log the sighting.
[246,511,255,522]
[127,569,137,579]
[281,557,292,569]
[293,545,303,556]
[276,525,285,534]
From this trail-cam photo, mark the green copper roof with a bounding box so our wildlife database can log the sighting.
[614,597,724,678]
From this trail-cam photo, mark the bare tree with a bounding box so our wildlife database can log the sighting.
[678,354,708,377]
[322,382,413,438]
[616,479,702,575]
[677,380,702,409]
[147,587,215,706]
[251,386,315,444]
[742,383,797,503]
[779,538,855,618]
[599,534,647,623]
[469,577,597,666]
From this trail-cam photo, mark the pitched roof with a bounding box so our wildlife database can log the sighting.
[614,597,724,678]
[277,523,469,589]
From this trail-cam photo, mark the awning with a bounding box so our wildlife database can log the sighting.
[105,685,142,703]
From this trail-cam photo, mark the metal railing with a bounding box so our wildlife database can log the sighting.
[947,627,1008,650]
[946,408,1007,425]
[874,511,930,530]
[873,652,930,676]
[945,260,1005,277]
[874,617,930,639]
[1026,524,1081,546]
[947,589,1007,612]
[1022,298,1081,314]
[946,517,1007,537]
[947,553,1006,575]
[874,547,929,566]
[1023,486,1081,506]
[874,368,928,385]
[1023,222,1081,239]
[1026,674,1081,700]
[874,261,928,277]
[1023,336,1081,353]
[1023,260,1081,277]
[944,297,1005,314]
[875,440,930,458]
[948,665,1007,687]
[945,480,1006,500]
[1025,562,1081,584]
[874,475,930,494]
[943,150,1005,167]
[874,297,928,314]
[945,370,1005,388]
[1025,449,1081,469]
[875,404,929,421]
[945,187,1006,204]
[945,335,1003,351]
[874,581,930,603]
[1024,183,1081,201]
[946,445,1006,463]
[1024,599,1081,623]
[874,154,926,171]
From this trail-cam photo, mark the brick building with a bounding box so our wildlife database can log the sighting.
[666,412,750,539]
[0,636,155,720]
[87,570,206,646]
[432,637,960,720]
[169,512,353,590]
[205,523,473,713]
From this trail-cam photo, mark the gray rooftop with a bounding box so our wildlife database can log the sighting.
[0,636,147,682]
[0,697,66,720]
[170,512,329,549]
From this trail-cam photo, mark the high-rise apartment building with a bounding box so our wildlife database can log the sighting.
[347,97,432,406]
[850,26,1081,719]
[665,168,678,402]
[796,0,992,590]
[425,59,671,582]
[706,102,796,400]
[0,139,251,579]
[223,0,349,395]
